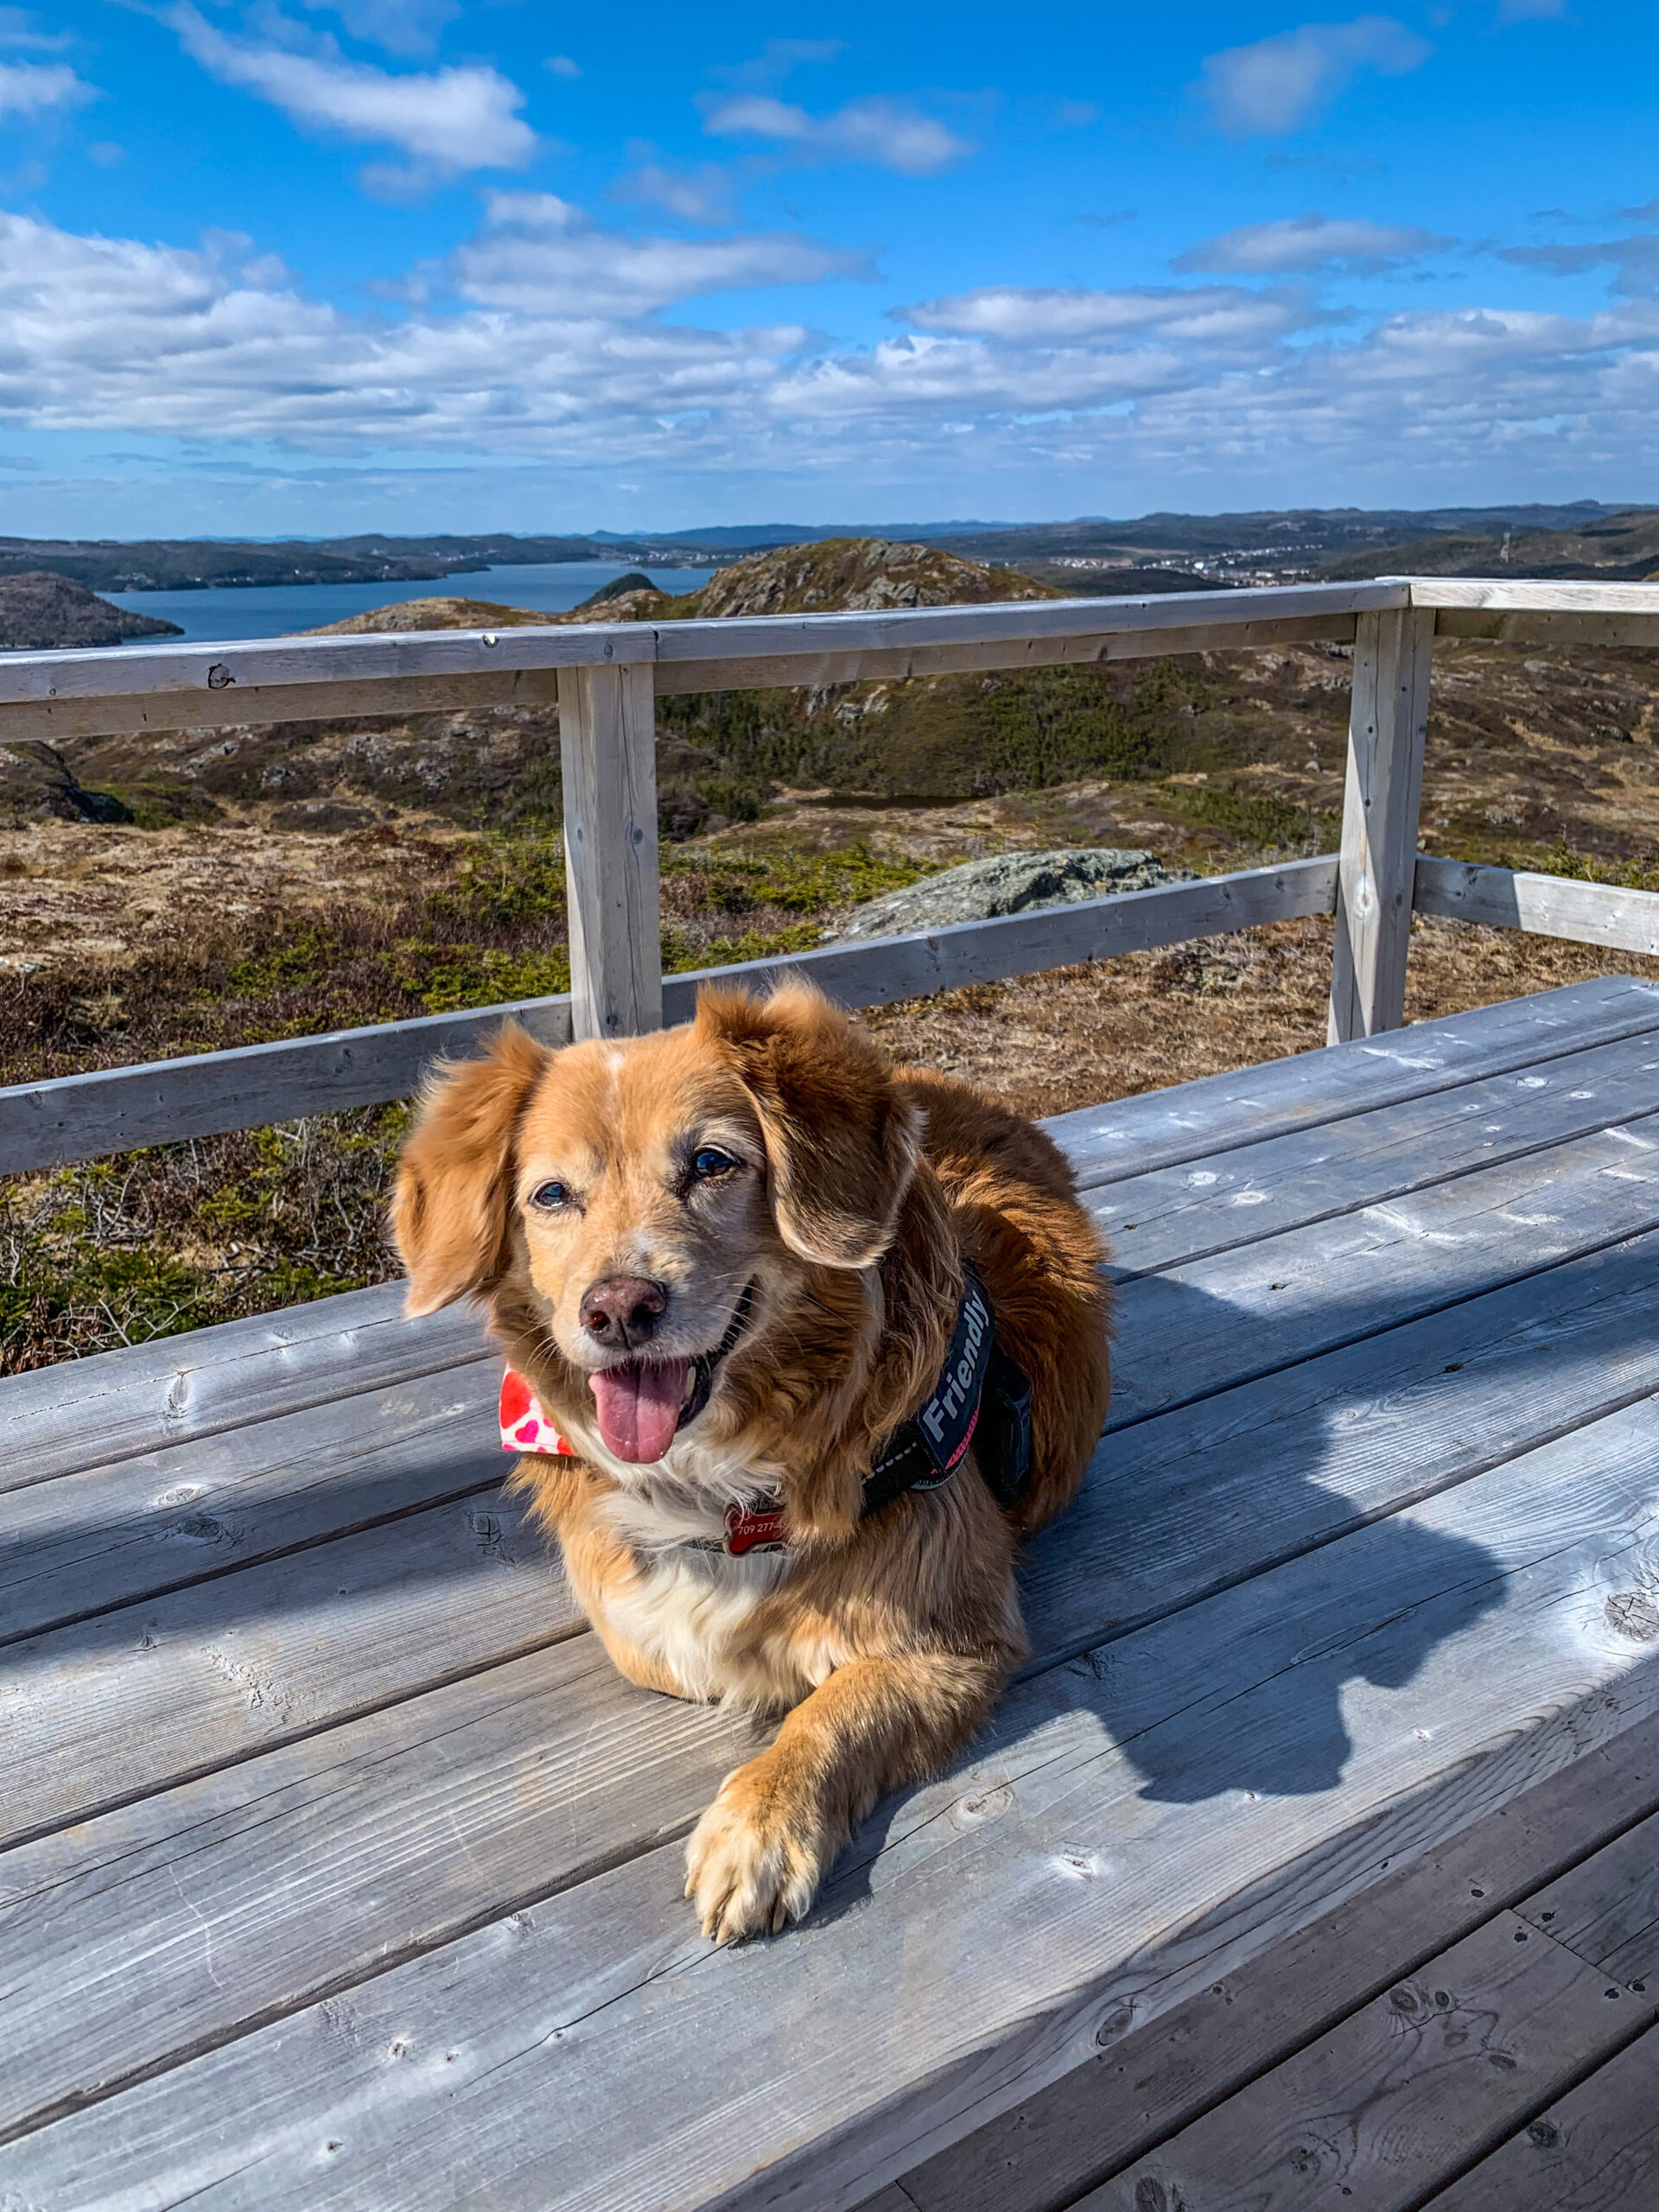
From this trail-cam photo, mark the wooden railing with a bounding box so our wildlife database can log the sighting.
[3,575,1658,1177]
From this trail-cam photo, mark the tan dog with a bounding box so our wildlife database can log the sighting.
[391,981,1110,1941]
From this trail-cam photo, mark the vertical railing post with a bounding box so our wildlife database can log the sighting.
[559,661,663,1040]
[1327,607,1434,1043]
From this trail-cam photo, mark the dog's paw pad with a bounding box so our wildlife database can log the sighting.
[684,1764,826,1943]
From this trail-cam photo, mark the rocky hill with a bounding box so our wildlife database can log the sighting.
[1321,509,1659,584]
[0,571,183,652]
[41,532,1659,877]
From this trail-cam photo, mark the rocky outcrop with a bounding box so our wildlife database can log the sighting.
[0,741,133,824]
[690,539,1056,619]
[830,849,1192,940]
[0,571,183,652]
[303,596,555,636]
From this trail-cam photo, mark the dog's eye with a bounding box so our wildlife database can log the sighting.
[690,1147,737,1180]
[528,1179,570,1211]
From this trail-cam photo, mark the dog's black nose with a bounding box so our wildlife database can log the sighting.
[580,1274,668,1349]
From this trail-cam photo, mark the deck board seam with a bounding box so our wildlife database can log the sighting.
[1107,1205,1659,1436]
[1070,1005,1659,1192]
[1104,1103,1659,1282]
[0,1617,594,1858]
[1397,2003,1659,2212]
[0,1349,497,1497]
[0,1808,707,2153]
[1052,1806,1659,2212]
[0,1465,512,1652]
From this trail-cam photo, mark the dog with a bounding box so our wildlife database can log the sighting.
[391,980,1111,1942]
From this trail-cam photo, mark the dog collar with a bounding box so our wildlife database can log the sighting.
[499,1269,1031,1556]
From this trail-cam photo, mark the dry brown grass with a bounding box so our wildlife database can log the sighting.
[866,913,1659,1120]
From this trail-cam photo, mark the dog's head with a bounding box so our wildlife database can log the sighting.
[390,981,921,1465]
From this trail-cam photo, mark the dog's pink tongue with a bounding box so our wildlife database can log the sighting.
[588,1359,690,1463]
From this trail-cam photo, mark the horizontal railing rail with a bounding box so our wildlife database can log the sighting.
[3,575,1657,1177]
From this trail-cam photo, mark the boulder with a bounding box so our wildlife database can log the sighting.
[831,847,1193,941]
[0,741,132,824]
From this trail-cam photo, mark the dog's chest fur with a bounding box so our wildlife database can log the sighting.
[587,1446,829,1707]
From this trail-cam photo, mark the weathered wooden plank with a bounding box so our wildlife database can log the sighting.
[1087,1802,1659,2212]
[885,1712,1659,2212]
[0,1633,753,2142]
[0,667,561,747]
[0,619,653,711]
[1033,1224,1659,1656]
[1410,579,1659,613]
[0,996,575,1175]
[1432,608,1659,649]
[0,1359,499,1644]
[5,1223,1655,2149]
[1092,1910,1659,2202]
[1084,1913,1654,2212]
[1104,1107,1659,1433]
[1328,607,1434,1042]
[0,1485,578,1851]
[1424,2025,1659,2211]
[560,661,663,1039]
[1091,1025,1659,1278]
[651,613,1367,694]
[1414,855,1659,957]
[0,856,1335,1174]
[1049,975,1659,1189]
[0,1282,487,1493]
[0,582,1410,738]
[1519,1807,1659,1984]
[7,1391,1657,2209]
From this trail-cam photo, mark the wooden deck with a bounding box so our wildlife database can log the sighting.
[5,974,1659,2210]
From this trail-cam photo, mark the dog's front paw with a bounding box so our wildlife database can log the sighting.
[684,1758,832,1942]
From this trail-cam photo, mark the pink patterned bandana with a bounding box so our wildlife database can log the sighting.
[499,1367,578,1458]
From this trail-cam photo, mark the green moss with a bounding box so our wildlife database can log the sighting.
[663,840,929,915]
[1153,779,1339,853]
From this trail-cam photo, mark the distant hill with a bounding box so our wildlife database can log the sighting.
[0,533,608,594]
[18,504,1654,599]
[0,571,183,651]
[1319,508,1659,582]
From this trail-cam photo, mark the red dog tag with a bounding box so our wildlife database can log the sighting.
[499,1368,578,1458]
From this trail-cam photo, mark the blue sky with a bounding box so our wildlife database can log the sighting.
[1,0,1656,535]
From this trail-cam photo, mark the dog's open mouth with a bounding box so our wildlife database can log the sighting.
[587,1282,755,1464]
[588,1358,694,1464]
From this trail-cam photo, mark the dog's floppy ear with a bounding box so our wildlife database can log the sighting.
[390,1022,550,1316]
[696,979,920,1268]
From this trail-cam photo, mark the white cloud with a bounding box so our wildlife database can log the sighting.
[1197,16,1431,137]
[1502,229,1659,296]
[449,194,868,316]
[0,8,70,52]
[899,284,1316,349]
[546,54,581,80]
[612,159,734,226]
[7,200,1659,511]
[1177,213,1452,274]
[0,57,93,117]
[165,4,534,174]
[294,0,459,60]
[702,93,972,175]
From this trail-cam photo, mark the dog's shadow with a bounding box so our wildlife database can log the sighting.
[804,1246,1656,1927]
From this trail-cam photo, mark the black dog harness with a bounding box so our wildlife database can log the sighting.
[691,1266,1033,1556]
